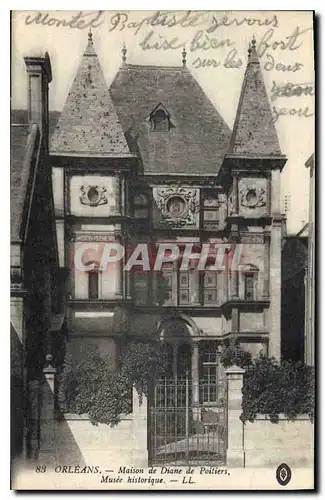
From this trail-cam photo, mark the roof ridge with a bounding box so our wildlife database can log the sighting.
[122,63,187,71]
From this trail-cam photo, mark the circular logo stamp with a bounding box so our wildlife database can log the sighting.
[276,463,292,486]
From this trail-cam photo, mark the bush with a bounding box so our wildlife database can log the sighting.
[57,341,168,426]
[219,343,314,423]
[241,356,315,423]
[220,342,253,369]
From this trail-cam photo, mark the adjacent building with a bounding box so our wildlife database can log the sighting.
[304,153,315,366]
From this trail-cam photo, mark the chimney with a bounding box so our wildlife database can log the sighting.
[24,52,52,148]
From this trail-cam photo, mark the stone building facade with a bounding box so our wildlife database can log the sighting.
[49,33,286,397]
[12,32,288,464]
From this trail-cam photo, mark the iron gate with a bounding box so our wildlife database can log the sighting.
[148,374,227,465]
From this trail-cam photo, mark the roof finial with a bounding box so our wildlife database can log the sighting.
[248,35,259,63]
[88,27,93,42]
[182,46,187,68]
[122,43,127,63]
[248,40,252,58]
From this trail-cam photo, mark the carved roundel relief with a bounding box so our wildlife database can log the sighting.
[240,187,266,209]
[245,189,258,206]
[80,185,108,207]
[166,196,187,218]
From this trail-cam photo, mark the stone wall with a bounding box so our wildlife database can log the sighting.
[243,416,314,468]
[226,365,314,468]
[39,380,148,468]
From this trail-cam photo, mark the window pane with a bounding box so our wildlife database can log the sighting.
[245,275,254,300]
[204,290,217,304]
[204,272,216,288]
[204,210,218,221]
[179,290,189,304]
[204,195,219,207]
[179,272,189,288]
[134,208,149,218]
[201,341,217,363]
[88,271,99,299]
[133,272,149,304]
[134,193,148,206]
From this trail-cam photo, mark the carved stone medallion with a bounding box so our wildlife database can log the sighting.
[154,186,200,228]
[80,185,108,207]
[240,187,266,209]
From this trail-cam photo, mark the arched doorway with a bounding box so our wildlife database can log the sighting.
[148,317,227,466]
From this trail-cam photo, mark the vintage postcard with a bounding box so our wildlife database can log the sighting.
[10,10,315,490]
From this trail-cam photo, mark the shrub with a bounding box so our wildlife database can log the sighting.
[57,341,168,426]
[219,341,253,369]
[219,343,314,423]
[240,356,315,423]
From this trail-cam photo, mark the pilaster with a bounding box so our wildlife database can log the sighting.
[225,365,245,467]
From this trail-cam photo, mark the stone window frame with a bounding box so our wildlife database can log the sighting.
[85,261,102,300]
[243,264,259,301]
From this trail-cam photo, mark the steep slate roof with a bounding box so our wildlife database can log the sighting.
[109,63,232,175]
[10,122,38,242]
[50,34,132,157]
[229,39,281,156]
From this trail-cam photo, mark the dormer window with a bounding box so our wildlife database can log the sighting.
[152,109,168,131]
[149,104,173,132]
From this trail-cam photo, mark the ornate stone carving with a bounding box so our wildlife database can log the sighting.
[70,232,116,242]
[80,185,108,207]
[154,186,200,228]
[240,187,266,209]
[241,234,264,244]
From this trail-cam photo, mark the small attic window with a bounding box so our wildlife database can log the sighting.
[151,109,169,131]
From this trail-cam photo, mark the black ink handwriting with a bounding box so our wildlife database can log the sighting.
[270,81,315,102]
[24,10,104,30]
[263,53,304,72]
[109,10,208,35]
[139,30,184,51]
[257,26,312,58]
[272,105,314,123]
[190,30,234,52]
[192,57,221,69]
[207,13,279,34]
[192,49,243,69]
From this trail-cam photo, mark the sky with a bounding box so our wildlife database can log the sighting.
[11,10,314,235]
